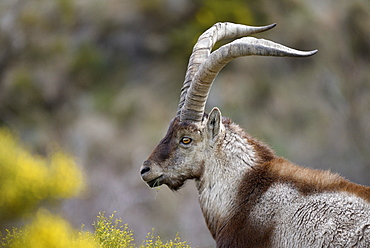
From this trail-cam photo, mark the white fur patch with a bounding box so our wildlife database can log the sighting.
[197,127,257,229]
[251,183,370,247]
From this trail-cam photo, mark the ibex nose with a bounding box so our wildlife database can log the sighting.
[140,160,151,176]
[140,166,150,175]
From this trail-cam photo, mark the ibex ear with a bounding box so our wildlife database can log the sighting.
[207,107,222,141]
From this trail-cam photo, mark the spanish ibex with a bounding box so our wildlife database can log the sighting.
[140,23,370,247]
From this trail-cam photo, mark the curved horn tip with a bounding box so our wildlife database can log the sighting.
[295,49,318,57]
[264,23,277,30]
[244,22,277,34]
[307,49,318,56]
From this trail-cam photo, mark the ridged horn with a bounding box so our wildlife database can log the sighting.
[179,24,318,123]
[176,22,277,116]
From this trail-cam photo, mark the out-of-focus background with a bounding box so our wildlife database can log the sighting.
[0,0,369,247]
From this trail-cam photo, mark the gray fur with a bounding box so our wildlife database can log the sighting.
[254,184,370,247]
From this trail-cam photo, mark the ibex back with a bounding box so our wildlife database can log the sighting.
[140,22,370,247]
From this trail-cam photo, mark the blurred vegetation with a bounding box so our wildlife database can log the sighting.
[0,127,83,225]
[2,211,190,248]
[0,0,369,247]
[0,128,190,247]
[1,210,98,248]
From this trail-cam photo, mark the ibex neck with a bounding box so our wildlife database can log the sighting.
[197,119,275,238]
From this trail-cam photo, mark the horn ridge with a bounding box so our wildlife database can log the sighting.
[180,36,318,123]
[177,22,277,116]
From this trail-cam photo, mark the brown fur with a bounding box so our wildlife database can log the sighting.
[222,118,370,202]
[268,157,370,200]
[216,156,370,247]
[148,117,200,163]
[217,164,276,248]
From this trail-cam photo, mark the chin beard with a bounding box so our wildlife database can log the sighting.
[166,179,187,191]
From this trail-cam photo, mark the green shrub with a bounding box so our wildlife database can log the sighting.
[94,212,191,248]
[93,212,135,248]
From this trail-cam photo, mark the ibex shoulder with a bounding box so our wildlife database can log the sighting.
[259,157,370,202]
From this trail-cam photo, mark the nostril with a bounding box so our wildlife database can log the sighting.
[140,166,151,175]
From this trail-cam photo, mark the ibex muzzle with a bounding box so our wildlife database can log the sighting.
[140,22,370,247]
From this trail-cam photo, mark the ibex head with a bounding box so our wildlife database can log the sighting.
[141,108,223,191]
[140,23,317,191]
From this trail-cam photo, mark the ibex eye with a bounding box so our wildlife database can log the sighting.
[180,137,192,145]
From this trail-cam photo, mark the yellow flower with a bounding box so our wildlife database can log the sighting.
[49,151,84,198]
[0,128,84,219]
[6,209,99,248]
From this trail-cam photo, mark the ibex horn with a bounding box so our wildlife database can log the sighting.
[177,22,277,117]
[179,23,317,123]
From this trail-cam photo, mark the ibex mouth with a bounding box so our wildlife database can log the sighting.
[146,175,163,188]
